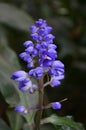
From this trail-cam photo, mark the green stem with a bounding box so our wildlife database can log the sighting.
[35,76,44,130]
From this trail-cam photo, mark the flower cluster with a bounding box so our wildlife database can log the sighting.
[11,19,64,112]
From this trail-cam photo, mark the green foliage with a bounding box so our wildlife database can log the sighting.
[0,35,38,129]
[0,3,33,32]
[0,7,38,128]
[0,28,20,105]
[0,118,11,130]
[41,114,85,130]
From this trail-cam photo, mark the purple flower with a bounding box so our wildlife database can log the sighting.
[27,61,34,68]
[50,78,61,87]
[15,105,27,113]
[35,19,46,27]
[29,84,38,94]
[52,60,64,69]
[41,42,48,48]
[19,52,30,62]
[32,49,38,57]
[32,84,38,90]
[35,43,41,50]
[38,26,52,36]
[50,75,64,87]
[23,41,33,48]
[47,49,57,59]
[11,70,27,82]
[51,102,62,110]
[18,78,32,92]
[45,26,52,34]
[44,34,55,42]
[48,44,57,49]
[25,46,34,54]
[29,26,38,33]
[30,33,39,40]
[28,67,44,80]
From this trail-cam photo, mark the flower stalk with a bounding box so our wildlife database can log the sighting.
[35,76,44,130]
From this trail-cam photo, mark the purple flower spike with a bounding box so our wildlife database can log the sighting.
[11,19,65,114]
[51,102,62,110]
[11,70,27,82]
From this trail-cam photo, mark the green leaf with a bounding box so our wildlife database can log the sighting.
[7,110,24,130]
[19,90,38,125]
[0,3,33,32]
[0,118,11,130]
[0,25,38,127]
[0,28,20,105]
[0,28,38,126]
[41,114,85,130]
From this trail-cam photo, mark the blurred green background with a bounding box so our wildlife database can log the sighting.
[0,0,86,129]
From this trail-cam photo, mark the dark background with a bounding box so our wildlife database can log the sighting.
[0,0,86,129]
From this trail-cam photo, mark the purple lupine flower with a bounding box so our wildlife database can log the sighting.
[35,43,41,50]
[47,49,57,59]
[45,26,52,34]
[30,33,39,41]
[35,19,46,27]
[29,87,34,94]
[44,34,55,42]
[15,105,27,113]
[50,78,61,87]
[50,75,64,87]
[25,46,34,54]
[32,49,38,57]
[27,61,34,68]
[52,60,64,69]
[23,40,33,48]
[29,26,38,33]
[28,67,44,80]
[48,44,57,49]
[19,52,30,62]
[32,84,38,90]
[18,78,32,92]
[29,84,38,94]
[51,102,62,110]
[11,70,27,82]
[41,42,48,48]
[38,26,52,36]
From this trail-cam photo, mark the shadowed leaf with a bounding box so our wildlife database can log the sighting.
[0,3,33,32]
[41,114,85,130]
[0,118,11,130]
